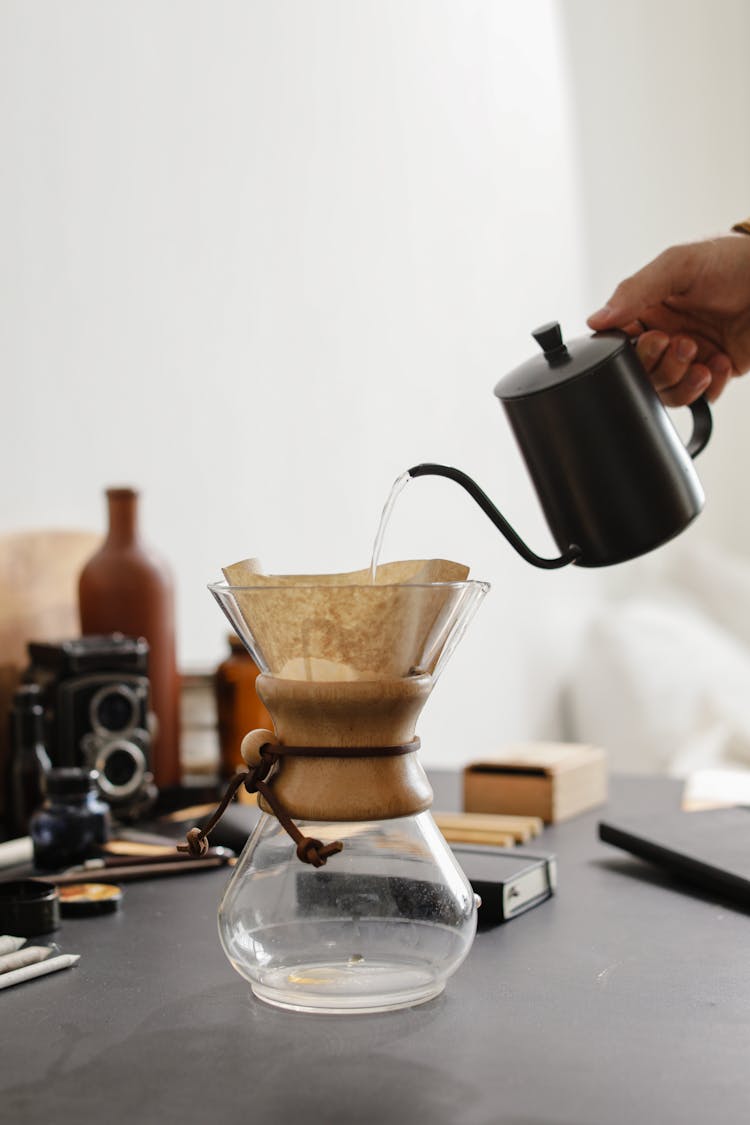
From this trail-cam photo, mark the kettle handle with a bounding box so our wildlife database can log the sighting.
[685,395,712,459]
[407,464,582,570]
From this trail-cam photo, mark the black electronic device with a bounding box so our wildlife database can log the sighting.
[451,845,557,924]
[25,634,157,821]
[293,848,556,928]
[599,807,750,907]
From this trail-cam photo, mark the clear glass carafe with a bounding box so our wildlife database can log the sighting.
[219,811,476,1013]
[208,565,489,1014]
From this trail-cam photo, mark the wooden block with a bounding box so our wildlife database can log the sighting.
[438,826,516,848]
[463,743,607,824]
[434,811,543,844]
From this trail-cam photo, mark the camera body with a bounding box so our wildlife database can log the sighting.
[26,634,158,820]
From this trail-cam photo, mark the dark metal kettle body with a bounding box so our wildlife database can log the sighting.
[409,322,712,569]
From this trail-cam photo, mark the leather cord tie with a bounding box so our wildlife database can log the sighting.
[177,739,421,867]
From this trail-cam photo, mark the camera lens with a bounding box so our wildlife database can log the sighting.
[89,684,139,736]
[97,692,132,731]
[96,741,146,801]
[103,748,137,788]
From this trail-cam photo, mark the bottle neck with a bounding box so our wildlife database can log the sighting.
[48,791,90,807]
[105,488,140,547]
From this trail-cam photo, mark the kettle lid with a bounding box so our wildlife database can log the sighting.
[494,322,628,401]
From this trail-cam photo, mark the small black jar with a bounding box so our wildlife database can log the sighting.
[30,768,111,871]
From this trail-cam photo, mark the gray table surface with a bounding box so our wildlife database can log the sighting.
[1,772,748,1125]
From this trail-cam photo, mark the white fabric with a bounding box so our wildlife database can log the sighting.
[566,542,750,776]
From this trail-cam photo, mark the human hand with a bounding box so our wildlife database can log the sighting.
[587,233,750,405]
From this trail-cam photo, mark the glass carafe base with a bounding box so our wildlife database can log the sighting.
[236,916,466,1013]
[250,956,444,1014]
[219,813,477,1014]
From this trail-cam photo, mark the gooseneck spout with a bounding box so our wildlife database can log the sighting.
[407,463,582,570]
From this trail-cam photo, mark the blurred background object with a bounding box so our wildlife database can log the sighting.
[29,766,110,870]
[4,683,51,838]
[25,634,158,821]
[214,634,272,781]
[180,668,221,784]
[0,529,100,825]
[79,488,180,792]
[564,540,750,778]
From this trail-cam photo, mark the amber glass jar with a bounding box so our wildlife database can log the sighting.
[215,635,272,779]
[78,488,181,789]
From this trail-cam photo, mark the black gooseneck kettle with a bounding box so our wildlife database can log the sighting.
[409,322,713,568]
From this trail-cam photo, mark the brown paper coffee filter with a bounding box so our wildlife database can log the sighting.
[222,558,469,587]
[219,558,475,681]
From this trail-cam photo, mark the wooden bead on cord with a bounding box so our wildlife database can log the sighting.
[240,728,277,767]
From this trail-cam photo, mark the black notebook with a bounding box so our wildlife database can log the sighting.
[598,806,750,907]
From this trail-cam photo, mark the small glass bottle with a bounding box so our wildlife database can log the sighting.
[30,769,111,871]
[215,634,272,779]
[5,684,52,838]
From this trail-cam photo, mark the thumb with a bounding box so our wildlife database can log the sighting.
[587,244,700,330]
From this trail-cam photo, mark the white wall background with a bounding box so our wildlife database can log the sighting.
[562,0,750,560]
[2,0,749,768]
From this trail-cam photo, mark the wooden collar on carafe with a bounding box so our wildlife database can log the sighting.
[177,736,421,868]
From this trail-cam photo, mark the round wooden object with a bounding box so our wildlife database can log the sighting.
[240,728,277,767]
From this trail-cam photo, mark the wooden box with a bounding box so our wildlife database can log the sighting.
[463,743,607,824]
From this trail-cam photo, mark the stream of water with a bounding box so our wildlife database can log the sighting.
[368,472,412,582]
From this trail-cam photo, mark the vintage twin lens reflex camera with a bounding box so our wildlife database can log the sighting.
[26,634,157,820]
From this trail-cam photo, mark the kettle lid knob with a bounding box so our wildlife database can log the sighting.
[532,321,569,360]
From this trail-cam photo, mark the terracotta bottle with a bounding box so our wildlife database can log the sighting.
[78,488,181,790]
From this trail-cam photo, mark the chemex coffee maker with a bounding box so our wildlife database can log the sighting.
[196,559,489,1015]
[190,322,711,1016]
[410,322,712,568]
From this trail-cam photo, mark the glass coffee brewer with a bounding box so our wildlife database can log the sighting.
[189,560,488,1014]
